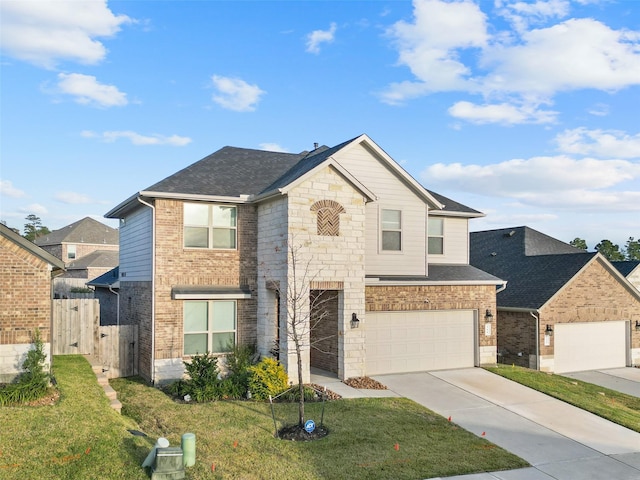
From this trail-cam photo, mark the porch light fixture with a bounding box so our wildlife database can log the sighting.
[635,320,640,331]
[350,313,360,329]
[545,324,553,336]
[484,309,493,322]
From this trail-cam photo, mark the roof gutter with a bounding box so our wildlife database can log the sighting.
[530,310,541,371]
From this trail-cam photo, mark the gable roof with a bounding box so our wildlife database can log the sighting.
[0,223,65,271]
[35,217,118,246]
[106,134,472,219]
[427,189,483,217]
[470,226,596,309]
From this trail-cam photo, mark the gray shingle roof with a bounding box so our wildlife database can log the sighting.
[87,266,119,288]
[369,264,503,284]
[426,189,483,215]
[66,250,119,270]
[612,261,640,277]
[470,226,595,309]
[35,217,118,246]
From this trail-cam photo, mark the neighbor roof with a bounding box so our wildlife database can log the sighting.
[35,217,118,246]
[66,250,119,270]
[0,223,65,271]
[470,226,596,309]
[87,266,119,288]
[611,261,640,277]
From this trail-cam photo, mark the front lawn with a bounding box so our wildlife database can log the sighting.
[113,375,528,479]
[486,365,640,433]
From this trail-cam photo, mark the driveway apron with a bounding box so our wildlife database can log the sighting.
[374,369,640,480]
[564,368,640,398]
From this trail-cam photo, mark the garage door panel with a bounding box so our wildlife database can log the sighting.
[365,310,476,375]
[554,321,626,373]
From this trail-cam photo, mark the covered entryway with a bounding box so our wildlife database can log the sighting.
[365,310,476,375]
[554,321,627,373]
[310,290,339,374]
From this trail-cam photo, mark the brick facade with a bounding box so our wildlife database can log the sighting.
[497,257,640,371]
[0,235,55,381]
[119,281,152,380]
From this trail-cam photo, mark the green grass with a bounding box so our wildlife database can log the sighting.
[0,356,152,480]
[0,355,528,480]
[487,365,640,433]
[113,376,528,479]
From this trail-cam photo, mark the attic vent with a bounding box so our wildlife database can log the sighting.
[490,252,497,257]
[504,230,516,237]
[313,142,319,150]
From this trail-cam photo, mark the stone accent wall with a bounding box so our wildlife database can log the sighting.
[538,258,640,369]
[0,235,54,381]
[365,284,497,351]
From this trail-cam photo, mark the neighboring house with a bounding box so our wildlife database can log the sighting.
[105,134,503,384]
[470,226,640,373]
[612,261,640,292]
[87,267,120,326]
[34,217,119,297]
[0,223,65,382]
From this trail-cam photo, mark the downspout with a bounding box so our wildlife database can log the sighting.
[137,197,156,384]
[530,310,540,370]
[109,286,120,327]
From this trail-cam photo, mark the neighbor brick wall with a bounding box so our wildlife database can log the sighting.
[0,235,53,346]
[539,257,640,358]
[152,199,258,366]
[365,284,497,347]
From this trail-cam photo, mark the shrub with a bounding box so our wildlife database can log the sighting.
[0,329,51,406]
[223,343,258,398]
[167,352,222,402]
[248,357,288,400]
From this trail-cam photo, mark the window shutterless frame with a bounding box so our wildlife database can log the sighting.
[381,208,402,252]
[184,203,237,249]
[183,300,237,355]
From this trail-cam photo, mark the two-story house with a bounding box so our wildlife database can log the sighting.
[106,134,503,384]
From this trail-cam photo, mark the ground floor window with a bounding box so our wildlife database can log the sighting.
[183,300,236,355]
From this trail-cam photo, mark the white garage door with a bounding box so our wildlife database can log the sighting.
[554,321,627,373]
[365,310,476,375]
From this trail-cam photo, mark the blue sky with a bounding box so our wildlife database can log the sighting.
[1,0,638,250]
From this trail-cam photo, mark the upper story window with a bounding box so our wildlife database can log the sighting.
[67,244,76,260]
[183,300,236,355]
[311,200,345,236]
[184,203,237,249]
[428,217,444,255]
[381,209,402,251]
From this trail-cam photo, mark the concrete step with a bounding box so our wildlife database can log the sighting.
[103,385,118,400]
[96,373,109,386]
[110,398,122,414]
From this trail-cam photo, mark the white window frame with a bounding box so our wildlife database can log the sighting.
[428,217,444,255]
[184,203,237,250]
[381,208,402,252]
[183,300,237,355]
[67,244,76,260]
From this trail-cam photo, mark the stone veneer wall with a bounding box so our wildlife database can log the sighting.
[538,258,640,370]
[0,235,54,382]
[150,199,258,383]
[365,284,498,365]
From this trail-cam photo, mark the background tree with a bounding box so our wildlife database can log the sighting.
[569,237,588,250]
[625,237,640,261]
[595,239,625,261]
[0,220,20,234]
[23,214,50,241]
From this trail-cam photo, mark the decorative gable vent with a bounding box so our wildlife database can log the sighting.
[310,200,345,237]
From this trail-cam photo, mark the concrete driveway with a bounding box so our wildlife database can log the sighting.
[374,369,640,480]
[563,368,640,397]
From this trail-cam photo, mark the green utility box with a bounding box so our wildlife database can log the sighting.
[151,447,185,480]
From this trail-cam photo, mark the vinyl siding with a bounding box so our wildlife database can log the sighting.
[119,205,152,281]
[335,143,427,276]
[429,216,469,265]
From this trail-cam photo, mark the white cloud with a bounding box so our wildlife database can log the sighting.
[0,0,131,69]
[306,22,337,54]
[19,203,48,215]
[383,1,640,124]
[0,180,26,198]
[56,73,127,107]
[448,100,558,125]
[259,143,289,153]
[82,130,191,146]
[555,128,640,159]
[421,155,640,211]
[54,191,93,204]
[211,75,265,112]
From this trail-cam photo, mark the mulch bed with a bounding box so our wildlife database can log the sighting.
[278,423,329,441]
[343,376,387,390]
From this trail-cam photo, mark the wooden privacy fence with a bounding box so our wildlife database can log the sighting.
[52,299,138,379]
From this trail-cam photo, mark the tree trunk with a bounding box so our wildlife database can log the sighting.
[296,340,305,426]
